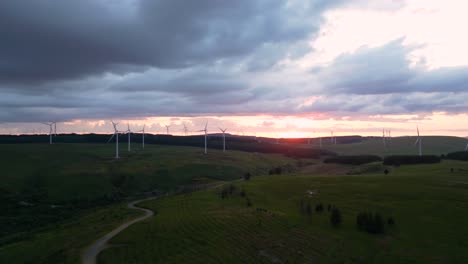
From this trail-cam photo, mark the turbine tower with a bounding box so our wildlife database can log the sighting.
[382,128,387,149]
[414,126,422,156]
[137,124,146,149]
[125,123,133,152]
[183,123,189,136]
[165,125,171,135]
[465,143,468,152]
[197,122,208,154]
[107,121,122,159]
[219,127,227,152]
[42,122,56,144]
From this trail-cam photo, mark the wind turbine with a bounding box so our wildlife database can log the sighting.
[183,123,189,136]
[197,122,208,154]
[42,122,56,144]
[382,128,387,149]
[414,126,422,156]
[219,127,227,152]
[125,123,133,152]
[165,125,171,135]
[137,124,146,149]
[107,121,122,159]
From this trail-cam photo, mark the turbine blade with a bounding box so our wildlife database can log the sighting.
[107,133,116,143]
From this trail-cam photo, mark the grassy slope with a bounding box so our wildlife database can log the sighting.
[0,143,294,202]
[99,160,468,264]
[0,203,140,264]
[326,136,467,156]
[0,144,295,263]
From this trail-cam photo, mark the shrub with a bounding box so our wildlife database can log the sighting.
[384,169,389,175]
[246,198,252,207]
[330,208,342,227]
[274,167,283,175]
[387,217,395,226]
[327,204,331,212]
[324,155,382,165]
[315,203,324,213]
[244,172,251,181]
[383,155,440,165]
[306,203,312,216]
[240,189,246,197]
[356,212,387,234]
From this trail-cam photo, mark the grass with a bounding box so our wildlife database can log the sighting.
[98,160,468,263]
[0,202,140,264]
[325,136,467,156]
[0,143,296,258]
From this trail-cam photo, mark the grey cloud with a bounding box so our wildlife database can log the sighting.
[0,0,351,86]
[315,38,468,95]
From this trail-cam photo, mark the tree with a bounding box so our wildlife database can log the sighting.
[315,203,324,212]
[330,208,342,227]
[244,172,251,181]
[306,202,312,216]
[384,169,389,175]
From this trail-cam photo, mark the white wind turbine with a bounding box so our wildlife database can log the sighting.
[125,123,132,152]
[219,127,227,152]
[42,122,56,144]
[382,128,387,149]
[414,126,422,156]
[107,121,122,159]
[183,123,189,136]
[165,124,171,135]
[198,122,208,154]
[331,131,336,145]
[137,124,146,149]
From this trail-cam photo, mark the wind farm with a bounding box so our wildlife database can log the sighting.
[2,1,468,264]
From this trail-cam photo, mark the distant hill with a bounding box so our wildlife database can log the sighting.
[324,136,468,156]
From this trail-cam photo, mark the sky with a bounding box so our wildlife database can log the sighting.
[1,0,467,138]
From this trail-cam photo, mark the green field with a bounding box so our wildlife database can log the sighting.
[0,143,295,263]
[2,142,468,263]
[98,160,468,263]
[326,136,467,156]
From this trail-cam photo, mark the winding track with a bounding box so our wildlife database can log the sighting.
[81,196,158,264]
[81,181,236,264]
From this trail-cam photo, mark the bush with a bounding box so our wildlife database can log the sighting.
[243,172,251,181]
[324,155,382,165]
[383,155,440,165]
[315,203,324,213]
[306,203,312,216]
[240,189,246,197]
[246,198,252,207]
[387,217,395,226]
[384,169,389,175]
[356,212,387,234]
[330,208,342,227]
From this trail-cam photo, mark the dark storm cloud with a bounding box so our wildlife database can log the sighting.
[0,0,348,85]
[315,38,468,94]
